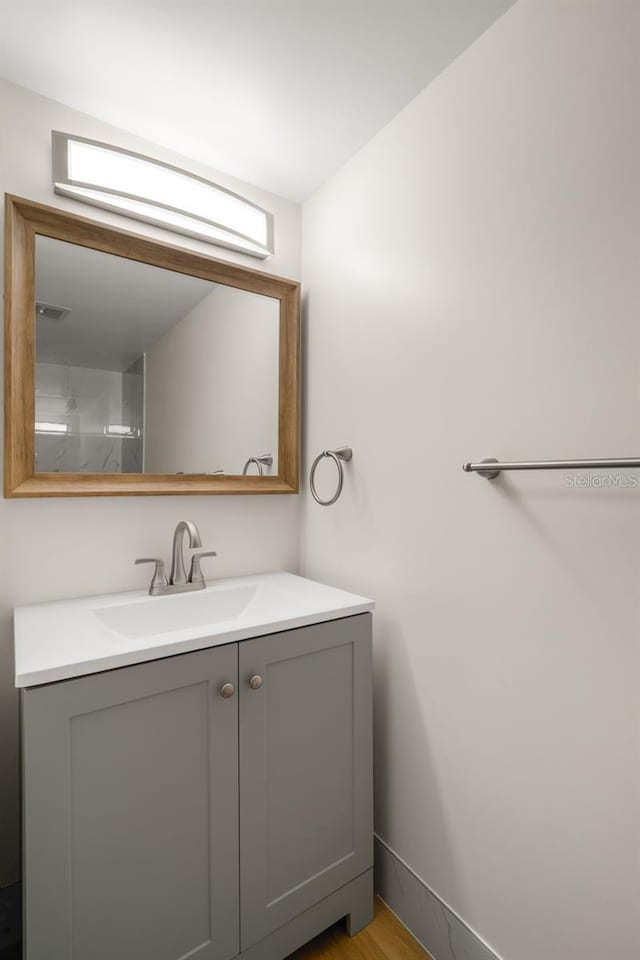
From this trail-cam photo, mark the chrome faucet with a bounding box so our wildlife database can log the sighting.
[170,519,201,584]
[135,520,217,596]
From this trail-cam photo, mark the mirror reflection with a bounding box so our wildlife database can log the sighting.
[34,237,280,476]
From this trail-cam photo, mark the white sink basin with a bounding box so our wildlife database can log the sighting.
[14,572,374,687]
[94,584,258,639]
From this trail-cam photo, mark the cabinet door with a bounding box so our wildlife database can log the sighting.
[239,614,373,949]
[22,644,239,960]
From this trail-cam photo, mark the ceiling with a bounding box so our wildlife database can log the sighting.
[0,0,515,201]
[35,236,214,370]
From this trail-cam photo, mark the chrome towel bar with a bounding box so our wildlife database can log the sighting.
[310,447,353,505]
[463,457,640,479]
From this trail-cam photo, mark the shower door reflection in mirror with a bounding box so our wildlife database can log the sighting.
[34,236,280,477]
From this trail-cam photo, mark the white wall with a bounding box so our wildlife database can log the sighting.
[300,2,640,959]
[0,79,301,886]
[145,285,279,475]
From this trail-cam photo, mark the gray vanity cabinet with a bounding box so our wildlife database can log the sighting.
[239,615,373,949]
[22,643,240,960]
[21,614,373,960]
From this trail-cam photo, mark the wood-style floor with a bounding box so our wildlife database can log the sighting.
[287,898,431,960]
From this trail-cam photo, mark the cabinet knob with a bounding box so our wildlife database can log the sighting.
[219,682,235,699]
[249,674,263,690]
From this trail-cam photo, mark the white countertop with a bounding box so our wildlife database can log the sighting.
[14,572,375,688]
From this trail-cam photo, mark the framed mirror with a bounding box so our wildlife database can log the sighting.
[4,195,300,497]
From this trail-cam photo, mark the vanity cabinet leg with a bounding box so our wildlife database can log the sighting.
[345,869,375,936]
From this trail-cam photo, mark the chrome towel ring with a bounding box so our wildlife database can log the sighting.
[310,447,353,506]
[242,454,273,476]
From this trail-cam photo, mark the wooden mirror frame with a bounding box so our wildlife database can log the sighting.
[4,195,300,497]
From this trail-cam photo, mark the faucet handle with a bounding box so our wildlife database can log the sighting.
[189,551,217,586]
[135,558,169,595]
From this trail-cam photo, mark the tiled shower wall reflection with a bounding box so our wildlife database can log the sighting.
[121,357,145,473]
[35,360,144,473]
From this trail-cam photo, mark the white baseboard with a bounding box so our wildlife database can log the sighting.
[374,836,505,960]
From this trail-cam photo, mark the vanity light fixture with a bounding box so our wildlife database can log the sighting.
[52,132,274,259]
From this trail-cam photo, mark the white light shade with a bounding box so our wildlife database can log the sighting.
[52,132,274,259]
